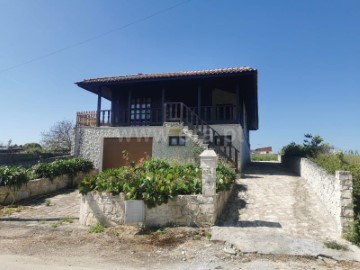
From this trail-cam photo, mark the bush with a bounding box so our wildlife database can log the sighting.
[0,166,29,191]
[281,142,305,157]
[346,220,360,245]
[216,162,236,192]
[281,134,330,158]
[251,153,278,161]
[89,223,105,233]
[33,157,93,180]
[0,158,94,193]
[79,159,236,208]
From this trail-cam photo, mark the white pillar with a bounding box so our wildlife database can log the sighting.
[200,149,218,197]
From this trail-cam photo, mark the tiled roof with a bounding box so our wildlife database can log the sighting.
[77,67,256,84]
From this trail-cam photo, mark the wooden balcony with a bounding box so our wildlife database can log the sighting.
[76,104,238,127]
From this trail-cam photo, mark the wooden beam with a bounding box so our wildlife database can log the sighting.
[161,87,165,123]
[197,84,201,116]
[128,89,132,125]
[96,87,102,127]
[236,82,241,124]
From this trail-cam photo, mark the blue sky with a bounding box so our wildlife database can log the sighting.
[0,0,359,152]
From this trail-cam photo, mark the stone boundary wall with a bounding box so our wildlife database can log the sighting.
[79,186,234,227]
[79,149,234,227]
[0,171,91,205]
[0,154,70,167]
[282,156,354,235]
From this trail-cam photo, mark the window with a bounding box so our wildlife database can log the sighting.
[214,135,232,146]
[131,97,151,123]
[169,136,186,146]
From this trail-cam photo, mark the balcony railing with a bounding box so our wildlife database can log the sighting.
[76,110,111,127]
[76,104,238,127]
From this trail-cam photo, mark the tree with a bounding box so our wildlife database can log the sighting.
[23,143,43,154]
[41,120,74,152]
[303,134,330,157]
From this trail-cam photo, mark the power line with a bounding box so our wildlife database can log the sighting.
[0,0,193,74]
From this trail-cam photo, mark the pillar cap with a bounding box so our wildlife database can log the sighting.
[199,149,217,158]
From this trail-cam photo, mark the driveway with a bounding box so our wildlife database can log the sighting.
[212,161,360,261]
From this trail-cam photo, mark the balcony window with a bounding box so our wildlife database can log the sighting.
[131,97,151,123]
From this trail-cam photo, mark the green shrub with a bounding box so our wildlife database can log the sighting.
[33,157,93,180]
[89,223,105,233]
[251,153,278,161]
[281,142,305,157]
[0,158,94,194]
[216,162,236,192]
[346,220,360,245]
[281,134,330,158]
[323,240,348,251]
[0,166,29,191]
[79,159,235,208]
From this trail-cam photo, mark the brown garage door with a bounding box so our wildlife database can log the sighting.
[102,138,153,170]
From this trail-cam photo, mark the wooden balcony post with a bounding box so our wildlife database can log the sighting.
[161,87,165,123]
[236,82,241,124]
[96,87,102,127]
[197,84,201,117]
[128,89,132,125]
[163,103,167,122]
[180,103,183,121]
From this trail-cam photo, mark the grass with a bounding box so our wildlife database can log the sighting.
[0,205,29,216]
[51,217,74,228]
[44,199,51,206]
[251,153,278,161]
[324,240,349,251]
[89,223,105,233]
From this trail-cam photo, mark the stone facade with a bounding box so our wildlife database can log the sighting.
[72,124,250,171]
[282,156,354,235]
[0,172,90,205]
[72,126,199,170]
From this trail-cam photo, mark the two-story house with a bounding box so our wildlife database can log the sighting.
[72,67,258,171]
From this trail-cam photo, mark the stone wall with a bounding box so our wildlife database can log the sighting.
[79,149,234,227]
[72,126,199,170]
[0,153,70,167]
[79,187,233,227]
[0,172,90,205]
[282,156,354,235]
[80,192,126,226]
[72,124,250,171]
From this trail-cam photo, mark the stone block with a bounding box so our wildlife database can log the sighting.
[341,207,354,218]
[335,171,352,181]
[340,189,353,199]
